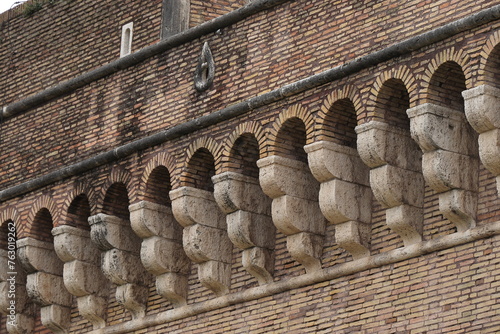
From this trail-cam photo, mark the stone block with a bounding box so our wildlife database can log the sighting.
[213,172,271,215]
[370,165,424,208]
[182,224,232,264]
[140,236,190,275]
[52,225,99,264]
[478,128,500,175]
[40,304,71,334]
[198,260,231,296]
[0,250,7,282]
[319,179,372,224]
[77,294,107,329]
[102,248,149,286]
[17,238,63,275]
[0,282,8,314]
[286,232,324,273]
[439,189,477,232]
[463,85,500,133]
[408,103,478,155]
[129,201,182,239]
[26,272,72,307]
[422,150,479,193]
[272,195,325,236]
[305,140,369,185]
[226,210,275,250]
[62,260,108,297]
[155,272,188,307]
[89,214,142,253]
[6,312,35,334]
[334,221,371,260]
[241,247,274,285]
[356,121,421,171]
[386,204,423,246]
[170,187,226,229]
[115,283,149,319]
[0,281,30,314]
[257,155,319,199]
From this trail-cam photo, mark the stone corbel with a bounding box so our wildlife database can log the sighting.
[129,201,190,307]
[88,214,150,319]
[170,187,232,295]
[463,85,500,193]
[0,249,36,334]
[257,155,325,273]
[52,225,108,329]
[16,238,72,334]
[212,172,275,285]
[408,103,479,232]
[305,141,372,259]
[356,121,425,246]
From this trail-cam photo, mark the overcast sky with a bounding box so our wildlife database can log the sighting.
[0,0,24,14]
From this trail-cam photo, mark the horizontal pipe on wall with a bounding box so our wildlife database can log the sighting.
[1,5,500,202]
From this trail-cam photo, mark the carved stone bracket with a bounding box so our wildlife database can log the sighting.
[257,155,325,273]
[16,238,72,334]
[170,187,232,295]
[408,103,479,232]
[305,141,372,258]
[88,214,150,319]
[52,225,108,329]
[464,85,500,193]
[0,249,36,334]
[130,201,190,307]
[356,121,425,246]
[213,172,275,285]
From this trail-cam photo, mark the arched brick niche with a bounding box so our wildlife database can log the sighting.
[102,183,131,221]
[319,98,358,148]
[144,165,173,207]
[228,133,261,179]
[66,194,91,231]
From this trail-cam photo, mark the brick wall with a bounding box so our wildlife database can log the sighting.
[1,0,500,333]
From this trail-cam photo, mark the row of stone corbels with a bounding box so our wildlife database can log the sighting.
[5,87,497,333]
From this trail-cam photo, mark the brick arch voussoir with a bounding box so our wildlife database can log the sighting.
[316,85,362,138]
[478,30,500,85]
[138,152,176,201]
[97,166,135,211]
[370,66,417,109]
[420,47,472,101]
[0,206,21,231]
[183,136,222,173]
[26,195,59,236]
[58,182,96,225]
[220,121,266,168]
[269,104,315,148]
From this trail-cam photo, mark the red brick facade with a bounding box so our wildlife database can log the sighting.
[1,0,500,332]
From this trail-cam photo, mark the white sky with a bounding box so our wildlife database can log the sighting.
[0,0,25,14]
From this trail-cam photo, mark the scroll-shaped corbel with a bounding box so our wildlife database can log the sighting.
[213,172,275,285]
[130,201,190,307]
